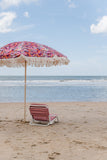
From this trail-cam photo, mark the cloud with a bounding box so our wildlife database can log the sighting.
[67,0,76,8]
[0,12,16,33]
[24,11,29,18]
[90,16,107,34]
[0,0,39,9]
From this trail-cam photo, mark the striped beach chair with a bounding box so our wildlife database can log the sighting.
[29,103,59,126]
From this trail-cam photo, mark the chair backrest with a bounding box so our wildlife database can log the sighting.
[29,105,49,121]
[31,103,48,106]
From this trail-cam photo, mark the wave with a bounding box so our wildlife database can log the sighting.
[0,79,107,86]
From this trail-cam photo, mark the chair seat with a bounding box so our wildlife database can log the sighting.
[50,114,57,121]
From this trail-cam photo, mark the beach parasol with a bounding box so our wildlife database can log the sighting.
[0,41,70,121]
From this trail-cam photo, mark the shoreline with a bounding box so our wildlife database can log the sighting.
[0,102,107,159]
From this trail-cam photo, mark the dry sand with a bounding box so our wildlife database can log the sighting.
[0,102,107,160]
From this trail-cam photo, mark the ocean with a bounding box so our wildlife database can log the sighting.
[0,76,107,102]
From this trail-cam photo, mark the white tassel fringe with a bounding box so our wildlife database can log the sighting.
[0,55,70,67]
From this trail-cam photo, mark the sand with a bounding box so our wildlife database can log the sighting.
[0,102,107,160]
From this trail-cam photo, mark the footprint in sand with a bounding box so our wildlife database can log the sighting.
[38,140,51,144]
[31,144,36,147]
[72,140,87,145]
[17,152,23,155]
[4,139,10,144]
[94,145,107,150]
[48,152,60,159]
[84,121,88,123]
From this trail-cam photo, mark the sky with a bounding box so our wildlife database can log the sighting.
[0,0,107,76]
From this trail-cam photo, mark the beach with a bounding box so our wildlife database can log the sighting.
[0,102,107,160]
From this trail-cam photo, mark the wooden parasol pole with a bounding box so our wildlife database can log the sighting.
[24,60,27,122]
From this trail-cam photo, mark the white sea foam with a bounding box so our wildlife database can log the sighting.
[0,79,107,86]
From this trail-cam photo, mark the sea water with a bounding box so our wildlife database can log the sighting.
[0,76,107,102]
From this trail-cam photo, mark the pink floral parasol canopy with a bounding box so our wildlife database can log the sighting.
[0,41,69,67]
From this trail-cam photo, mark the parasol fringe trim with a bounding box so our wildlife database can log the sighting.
[0,55,70,67]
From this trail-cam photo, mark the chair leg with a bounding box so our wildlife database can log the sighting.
[29,118,34,125]
[56,116,59,122]
[29,118,50,126]
[49,117,59,125]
